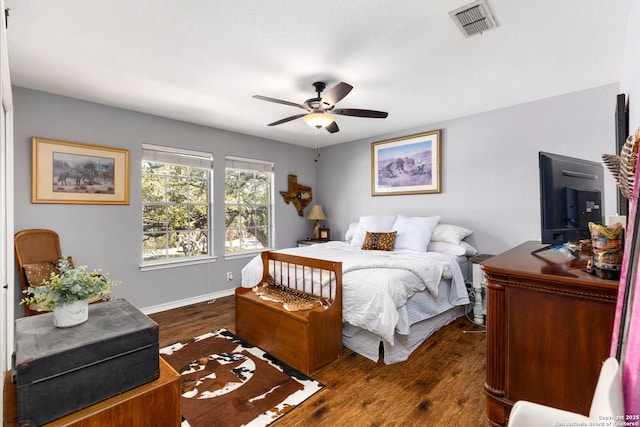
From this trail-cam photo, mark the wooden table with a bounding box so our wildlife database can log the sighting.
[4,358,181,427]
[482,241,619,426]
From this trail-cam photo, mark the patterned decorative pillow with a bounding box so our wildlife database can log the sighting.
[23,257,74,288]
[350,215,397,247]
[361,231,397,251]
[23,262,58,287]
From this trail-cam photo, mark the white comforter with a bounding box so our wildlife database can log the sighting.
[240,241,470,345]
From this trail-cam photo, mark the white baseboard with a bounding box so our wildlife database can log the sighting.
[140,288,236,315]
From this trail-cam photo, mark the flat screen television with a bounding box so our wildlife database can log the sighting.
[538,151,604,251]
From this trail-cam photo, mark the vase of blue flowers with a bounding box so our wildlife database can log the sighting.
[20,257,119,327]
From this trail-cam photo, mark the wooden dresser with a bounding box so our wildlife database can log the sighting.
[482,241,619,427]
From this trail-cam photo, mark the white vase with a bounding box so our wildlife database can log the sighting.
[53,300,89,327]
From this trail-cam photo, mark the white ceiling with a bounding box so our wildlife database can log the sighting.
[3,0,632,148]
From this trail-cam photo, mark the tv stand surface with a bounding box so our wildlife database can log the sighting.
[530,242,580,259]
[482,241,618,426]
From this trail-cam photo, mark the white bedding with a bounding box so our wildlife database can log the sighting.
[240,241,470,345]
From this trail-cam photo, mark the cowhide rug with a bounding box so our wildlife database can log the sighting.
[160,329,324,427]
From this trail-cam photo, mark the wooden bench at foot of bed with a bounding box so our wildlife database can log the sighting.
[235,251,343,375]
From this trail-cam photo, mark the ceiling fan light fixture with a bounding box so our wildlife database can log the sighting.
[304,112,334,129]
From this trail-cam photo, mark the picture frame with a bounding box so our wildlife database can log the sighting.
[616,93,630,216]
[319,228,330,240]
[371,130,441,196]
[32,137,130,204]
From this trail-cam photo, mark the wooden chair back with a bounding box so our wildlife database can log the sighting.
[261,251,342,307]
[14,229,63,316]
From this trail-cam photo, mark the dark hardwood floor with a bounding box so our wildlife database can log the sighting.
[149,296,487,426]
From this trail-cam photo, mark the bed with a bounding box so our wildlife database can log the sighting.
[240,215,476,364]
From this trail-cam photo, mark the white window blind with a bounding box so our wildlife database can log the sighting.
[225,156,274,172]
[142,144,213,169]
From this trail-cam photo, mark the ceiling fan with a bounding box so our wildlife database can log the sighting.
[253,81,388,133]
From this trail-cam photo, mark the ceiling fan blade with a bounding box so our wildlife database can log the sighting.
[321,82,353,108]
[333,108,388,119]
[325,121,339,133]
[267,113,307,126]
[253,95,308,111]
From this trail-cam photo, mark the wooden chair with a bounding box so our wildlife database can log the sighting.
[14,229,65,317]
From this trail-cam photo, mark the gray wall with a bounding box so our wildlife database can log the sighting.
[13,83,621,313]
[13,87,317,312]
[317,84,620,255]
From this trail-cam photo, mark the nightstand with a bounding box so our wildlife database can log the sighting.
[470,254,492,325]
[297,239,328,247]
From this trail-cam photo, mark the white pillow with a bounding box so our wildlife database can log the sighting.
[344,222,359,242]
[392,215,440,252]
[460,241,478,256]
[428,241,478,257]
[428,241,466,256]
[351,215,397,247]
[431,224,473,244]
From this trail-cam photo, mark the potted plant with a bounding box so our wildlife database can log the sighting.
[20,257,119,327]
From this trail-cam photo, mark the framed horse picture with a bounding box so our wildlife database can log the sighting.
[32,137,130,205]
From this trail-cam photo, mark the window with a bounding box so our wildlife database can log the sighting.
[225,156,274,254]
[142,145,213,263]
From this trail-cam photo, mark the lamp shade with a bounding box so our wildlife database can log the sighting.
[307,205,327,221]
[303,113,334,129]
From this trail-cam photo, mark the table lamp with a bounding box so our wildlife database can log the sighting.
[307,205,327,239]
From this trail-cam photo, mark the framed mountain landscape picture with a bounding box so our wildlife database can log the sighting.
[371,129,441,196]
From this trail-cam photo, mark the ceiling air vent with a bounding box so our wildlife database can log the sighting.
[449,0,498,38]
